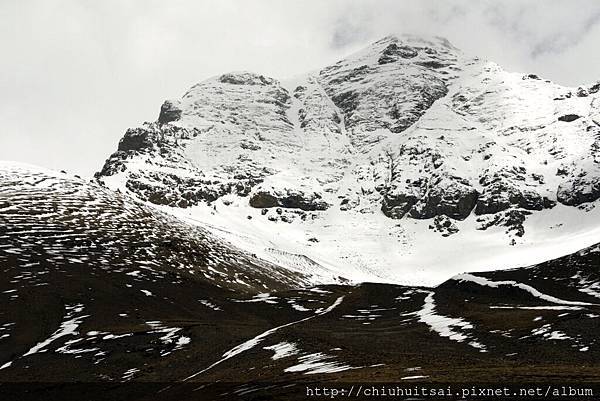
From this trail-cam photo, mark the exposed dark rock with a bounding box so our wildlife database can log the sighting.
[558,114,581,122]
[339,196,359,211]
[428,215,459,237]
[332,112,342,124]
[409,179,479,220]
[326,65,372,86]
[123,170,263,209]
[293,85,307,96]
[557,176,600,206]
[502,210,529,237]
[249,188,329,211]
[389,85,448,133]
[531,173,545,184]
[117,128,156,152]
[476,209,531,237]
[543,197,557,208]
[219,72,275,86]
[415,60,450,69]
[111,123,195,156]
[240,141,261,151]
[158,100,182,124]
[146,191,174,206]
[475,182,554,215]
[280,214,294,223]
[378,43,418,64]
[556,165,570,177]
[330,90,360,116]
[381,192,420,219]
[249,192,278,208]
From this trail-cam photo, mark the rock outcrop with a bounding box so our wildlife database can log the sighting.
[249,187,329,211]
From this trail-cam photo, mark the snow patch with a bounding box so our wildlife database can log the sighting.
[263,342,299,360]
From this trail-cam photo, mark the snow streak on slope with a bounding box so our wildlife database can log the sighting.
[416,292,486,351]
[181,295,346,381]
[452,274,595,306]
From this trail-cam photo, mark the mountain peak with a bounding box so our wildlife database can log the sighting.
[329,33,462,74]
[374,33,457,50]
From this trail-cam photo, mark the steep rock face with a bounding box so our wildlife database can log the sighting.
[117,127,157,152]
[218,72,275,86]
[158,100,182,124]
[555,110,600,207]
[475,180,555,215]
[380,182,423,219]
[249,187,329,211]
[409,177,479,220]
[557,175,600,206]
[381,175,478,220]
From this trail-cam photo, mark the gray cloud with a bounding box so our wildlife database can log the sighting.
[530,10,600,57]
[1,0,599,176]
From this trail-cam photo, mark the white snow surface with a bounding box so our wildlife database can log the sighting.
[163,199,600,286]
[263,342,299,360]
[283,352,357,375]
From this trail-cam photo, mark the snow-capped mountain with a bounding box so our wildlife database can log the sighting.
[97,34,600,285]
[2,161,600,399]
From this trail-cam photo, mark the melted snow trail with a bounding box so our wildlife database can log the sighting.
[23,304,88,357]
[453,274,596,306]
[416,291,486,351]
[1,304,88,370]
[181,295,346,381]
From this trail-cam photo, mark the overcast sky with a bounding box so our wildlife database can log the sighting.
[2,0,600,177]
